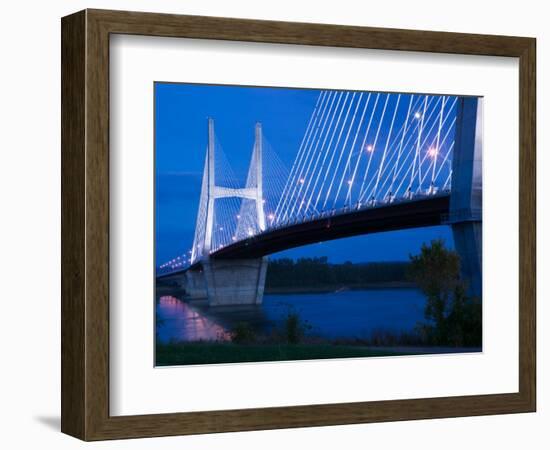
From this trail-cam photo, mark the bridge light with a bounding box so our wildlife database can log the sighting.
[219,226,224,231]
[299,178,305,184]
[268,213,275,221]
[366,144,374,152]
[414,112,422,119]
[428,147,438,157]
[347,179,353,185]
[236,214,241,219]
[247,229,254,236]
[232,236,237,241]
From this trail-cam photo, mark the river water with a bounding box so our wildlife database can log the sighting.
[156,288,426,343]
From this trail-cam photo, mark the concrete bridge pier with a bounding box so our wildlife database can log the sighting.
[450,96,483,299]
[201,257,268,306]
[183,269,208,299]
[452,221,482,298]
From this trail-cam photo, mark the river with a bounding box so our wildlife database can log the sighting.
[156,288,426,343]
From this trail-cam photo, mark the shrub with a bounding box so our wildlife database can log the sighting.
[231,322,257,344]
[407,239,482,347]
[283,311,311,344]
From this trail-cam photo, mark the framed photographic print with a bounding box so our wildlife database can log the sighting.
[61,9,536,440]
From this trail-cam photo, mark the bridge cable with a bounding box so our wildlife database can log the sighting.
[286,91,336,221]
[275,91,324,220]
[281,91,332,222]
[320,92,355,210]
[296,91,344,217]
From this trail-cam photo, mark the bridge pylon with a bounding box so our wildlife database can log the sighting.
[186,119,268,306]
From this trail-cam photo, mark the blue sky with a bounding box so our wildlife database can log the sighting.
[155,82,454,265]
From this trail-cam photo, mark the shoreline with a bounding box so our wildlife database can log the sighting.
[157,281,419,299]
[264,281,417,295]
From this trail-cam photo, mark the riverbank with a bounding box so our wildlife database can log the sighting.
[155,341,408,366]
[265,281,416,295]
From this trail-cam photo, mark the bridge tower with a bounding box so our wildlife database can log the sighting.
[449,97,483,298]
[186,119,268,306]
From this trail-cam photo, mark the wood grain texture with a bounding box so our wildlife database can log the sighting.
[61,10,86,439]
[60,8,537,441]
[518,37,536,408]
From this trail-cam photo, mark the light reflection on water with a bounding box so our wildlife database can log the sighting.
[156,289,426,344]
[156,296,231,343]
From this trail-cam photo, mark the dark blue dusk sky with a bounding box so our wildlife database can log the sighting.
[155,82,454,265]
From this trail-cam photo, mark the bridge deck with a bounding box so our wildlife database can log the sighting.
[158,194,450,277]
[211,194,450,260]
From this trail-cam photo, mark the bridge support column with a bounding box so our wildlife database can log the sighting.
[452,222,482,298]
[202,257,268,306]
[449,97,483,298]
[183,269,208,299]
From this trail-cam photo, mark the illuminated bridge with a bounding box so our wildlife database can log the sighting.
[157,91,482,306]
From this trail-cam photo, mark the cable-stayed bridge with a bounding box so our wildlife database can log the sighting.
[157,91,482,306]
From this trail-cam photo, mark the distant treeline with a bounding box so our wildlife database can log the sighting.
[265,257,410,289]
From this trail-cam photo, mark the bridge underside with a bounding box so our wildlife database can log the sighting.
[211,194,450,260]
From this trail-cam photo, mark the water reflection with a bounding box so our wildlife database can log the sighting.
[156,289,426,344]
[156,296,231,343]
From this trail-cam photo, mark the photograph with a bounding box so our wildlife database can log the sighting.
[154,83,483,366]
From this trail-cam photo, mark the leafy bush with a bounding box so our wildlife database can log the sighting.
[231,322,257,344]
[283,311,311,344]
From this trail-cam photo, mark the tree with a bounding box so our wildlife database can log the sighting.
[408,239,461,336]
[407,239,481,347]
[446,283,482,347]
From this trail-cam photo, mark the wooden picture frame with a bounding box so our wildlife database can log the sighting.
[61,9,536,441]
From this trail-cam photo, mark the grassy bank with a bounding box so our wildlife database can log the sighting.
[156,342,406,366]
